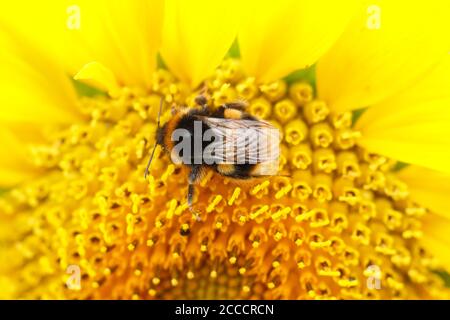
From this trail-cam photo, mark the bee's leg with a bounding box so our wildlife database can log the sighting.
[187,165,202,207]
[187,184,195,207]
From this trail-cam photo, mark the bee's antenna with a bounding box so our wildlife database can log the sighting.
[144,97,164,179]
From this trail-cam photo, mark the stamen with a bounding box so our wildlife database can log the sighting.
[259,80,287,102]
[236,77,258,101]
[289,82,313,106]
[273,99,297,123]
[304,100,329,124]
[248,97,272,119]
[284,119,308,145]
[289,144,312,169]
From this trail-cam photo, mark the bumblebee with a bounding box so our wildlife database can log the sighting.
[144,95,280,208]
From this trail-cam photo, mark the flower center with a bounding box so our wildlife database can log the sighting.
[0,58,447,300]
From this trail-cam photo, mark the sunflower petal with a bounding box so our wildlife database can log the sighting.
[0,24,77,186]
[399,164,450,267]
[355,56,450,173]
[238,0,357,83]
[0,169,34,187]
[160,0,241,87]
[75,62,120,97]
[0,24,79,123]
[0,126,41,187]
[355,54,450,129]
[397,166,450,220]
[421,214,450,267]
[317,0,450,113]
[0,0,164,88]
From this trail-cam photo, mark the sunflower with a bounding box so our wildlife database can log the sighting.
[0,0,449,300]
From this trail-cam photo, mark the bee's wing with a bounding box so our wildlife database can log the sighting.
[200,117,280,168]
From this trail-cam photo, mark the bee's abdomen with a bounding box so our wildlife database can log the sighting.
[216,163,255,179]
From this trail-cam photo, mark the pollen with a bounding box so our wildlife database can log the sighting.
[0,58,448,300]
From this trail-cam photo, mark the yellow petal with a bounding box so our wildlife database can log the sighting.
[0,23,79,123]
[421,213,450,268]
[355,55,450,130]
[239,0,357,83]
[0,126,42,187]
[400,165,450,266]
[75,62,120,97]
[0,0,164,88]
[355,56,450,174]
[0,24,77,186]
[160,0,240,87]
[0,168,34,187]
[398,165,450,220]
[317,0,450,113]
